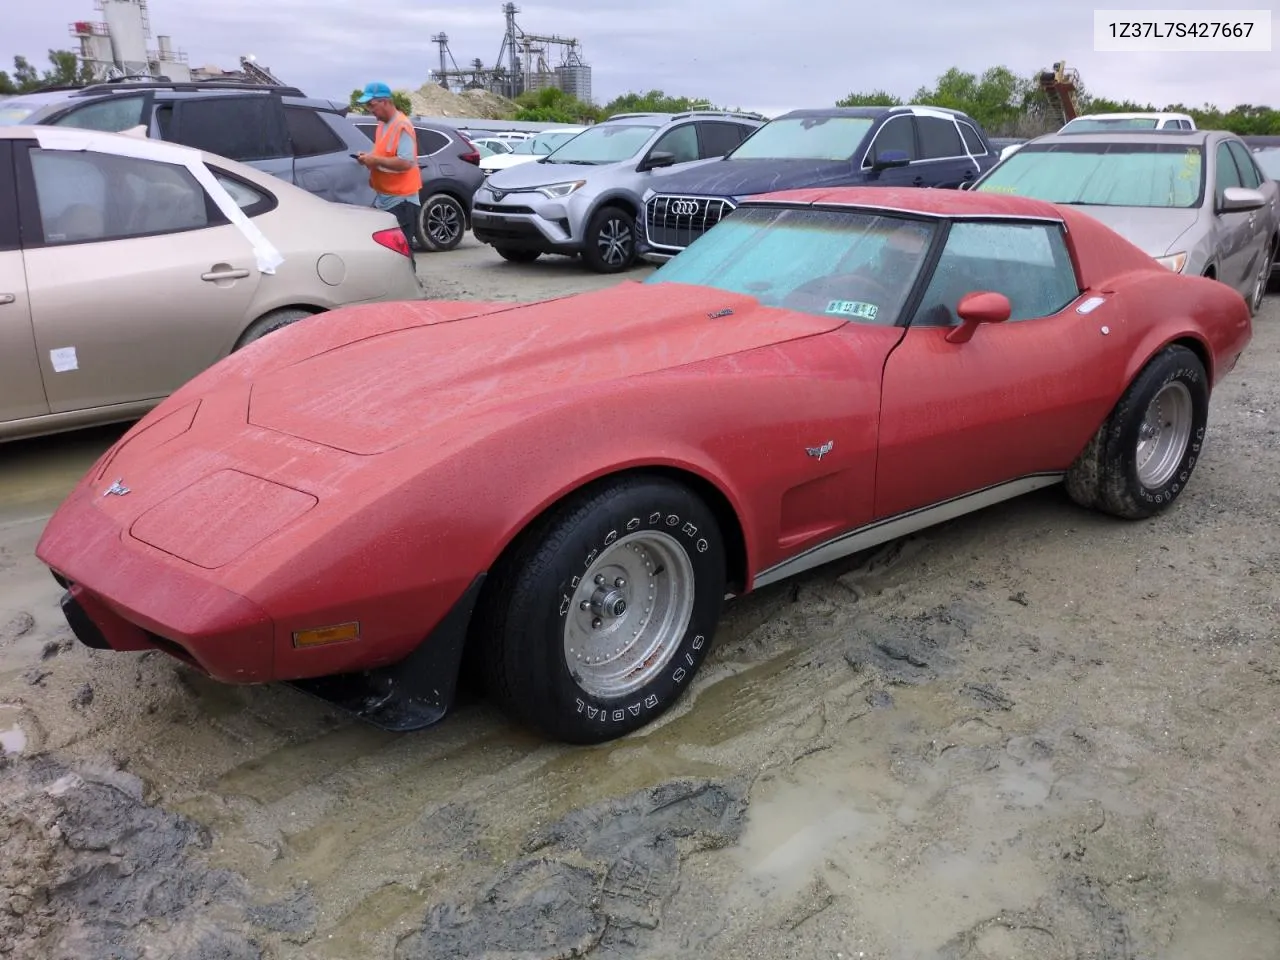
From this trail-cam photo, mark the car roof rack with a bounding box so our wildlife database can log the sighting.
[63,79,307,97]
[605,109,768,122]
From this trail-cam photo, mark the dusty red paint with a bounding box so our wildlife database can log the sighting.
[35,187,1254,688]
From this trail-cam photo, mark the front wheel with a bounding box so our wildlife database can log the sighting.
[416,194,466,252]
[1249,237,1275,316]
[1065,345,1209,519]
[581,205,636,274]
[474,475,726,743]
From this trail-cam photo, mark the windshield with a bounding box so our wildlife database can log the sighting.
[544,123,658,164]
[728,117,875,161]
[515,131,580,155]
[1252,147,1280,179]
[0,99,47,126]
[645,205,937,324]
[1063,117,1161,131]
[977,142,1205,208]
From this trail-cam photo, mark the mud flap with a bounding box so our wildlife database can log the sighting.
[286,574,486,733]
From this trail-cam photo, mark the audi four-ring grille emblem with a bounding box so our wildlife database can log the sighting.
[669,199,701,215]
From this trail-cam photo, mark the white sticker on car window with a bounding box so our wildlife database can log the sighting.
[826,299,878,321]
[50,347,78,373]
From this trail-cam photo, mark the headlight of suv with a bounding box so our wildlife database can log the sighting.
[1155,252,1187,273]
[536,180,586,199]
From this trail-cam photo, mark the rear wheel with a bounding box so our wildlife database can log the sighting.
[582,205,636,274]
[494,247,541,264]
[417,194,466,252]
[1065,345,1209,519]
[233,307,315,350]
[474,475,726,743]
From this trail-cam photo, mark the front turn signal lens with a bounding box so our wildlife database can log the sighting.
[292,622,361,648]
[1155,251,1187,273]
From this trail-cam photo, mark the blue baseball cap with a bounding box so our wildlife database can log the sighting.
[357,81,393,103]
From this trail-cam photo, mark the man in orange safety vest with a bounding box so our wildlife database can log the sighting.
[353,81,423,254]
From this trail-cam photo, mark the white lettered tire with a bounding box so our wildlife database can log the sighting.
[475,475,726,743]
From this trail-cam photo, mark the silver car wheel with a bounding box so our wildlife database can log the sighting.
[424,201,462,246]
[562,531,695,700]
[596,217,633,267]
[1251,243,1272,313]
[1136,381,1194,489]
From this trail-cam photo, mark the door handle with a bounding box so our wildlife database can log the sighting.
[0,293,14,305]
[201,268,251,281]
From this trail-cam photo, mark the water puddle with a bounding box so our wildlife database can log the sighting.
[0,704,27,754]
[0,424,124,526]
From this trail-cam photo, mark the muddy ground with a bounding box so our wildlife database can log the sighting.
[2,238,1279,960]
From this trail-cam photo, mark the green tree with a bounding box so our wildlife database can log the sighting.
[513,86,601,123]
[835,90,903,107]
[348,88,414,116]
[836,64,1280,137]
[0,49,94,95]
[602,89,714,115]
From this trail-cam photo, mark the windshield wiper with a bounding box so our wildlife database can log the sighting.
[552,159,598,165]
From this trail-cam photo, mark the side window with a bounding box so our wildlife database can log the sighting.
[917,116,966,160]
[864,116,916,166]
[956,120,988,156]
[1226,140,1263,189]
[650,123,699,164]
[355,123,376,144]
[28,147,209,245]
[212,171,275,217]
[697,121,744,158]
[414,128,450,155]
[911,221,1080,327]
[167,96,288,162]
[284,107,344,158]
[1215,142,1244,205]
[52,96,146,133]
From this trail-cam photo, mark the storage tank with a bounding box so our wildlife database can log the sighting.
[555,64,592,104]
[101,0,150,75]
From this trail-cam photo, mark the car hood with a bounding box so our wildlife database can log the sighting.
[645,158,858,199]
[240,282,844,455]
[1065,204,1202,258]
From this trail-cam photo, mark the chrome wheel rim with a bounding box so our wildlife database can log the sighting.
[424,202,461,245]
[596,218,632,267]
[1136,381,1193,488]
[563,531,695,700]
[1252,246,1271,311]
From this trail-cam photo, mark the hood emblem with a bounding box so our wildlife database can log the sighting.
[103,478,131,497]
[806,441,834,461]
[490,189,506,201]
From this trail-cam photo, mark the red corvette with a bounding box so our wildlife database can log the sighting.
[37,187,1251,744]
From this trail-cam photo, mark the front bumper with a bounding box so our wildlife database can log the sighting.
[44,489,276,683]
[469,188,586,254]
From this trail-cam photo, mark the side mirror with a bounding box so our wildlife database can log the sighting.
[641,150,676,172]
[1219,186,1266,213]
[945,291,1012,343]
[872,149,911,171]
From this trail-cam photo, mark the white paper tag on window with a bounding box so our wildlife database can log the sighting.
[50,347,78,373]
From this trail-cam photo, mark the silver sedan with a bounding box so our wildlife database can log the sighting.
[971,128,1278,315]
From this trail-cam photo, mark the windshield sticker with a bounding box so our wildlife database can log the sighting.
[826,300,878,321]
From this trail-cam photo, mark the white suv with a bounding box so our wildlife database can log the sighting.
[469,111,765,272]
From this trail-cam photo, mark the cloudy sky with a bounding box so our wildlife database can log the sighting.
[5,0,1277,114]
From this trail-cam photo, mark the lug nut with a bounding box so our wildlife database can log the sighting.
[580,600,590,611]
[615,577,626,588]
[592,617,602,628]
[595,574,605,585]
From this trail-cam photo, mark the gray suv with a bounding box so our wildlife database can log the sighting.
[470,110,766,272]
[0,80,376,207]
[353,117,485,252]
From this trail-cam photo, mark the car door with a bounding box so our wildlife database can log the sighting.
[15,140,262,414]
[282,106,367,205]
[1225,138,1277,276]
[874,219,1125,519]
[641,122,703,178]
[912,114,975,187]
[859,115,920,187]
[0,140,48,424]
[1210,139,1255,293]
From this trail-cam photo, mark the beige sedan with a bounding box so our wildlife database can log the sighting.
[0,125,423,443]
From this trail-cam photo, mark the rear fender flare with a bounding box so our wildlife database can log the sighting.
[1121,328,1214,391]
